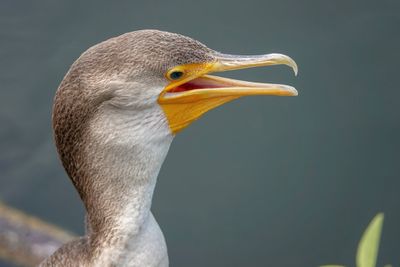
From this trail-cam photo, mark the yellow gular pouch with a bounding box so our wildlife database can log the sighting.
[158,53,299,134]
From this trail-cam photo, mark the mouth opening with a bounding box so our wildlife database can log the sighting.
[164,74,297,98]
[168,76,226,93]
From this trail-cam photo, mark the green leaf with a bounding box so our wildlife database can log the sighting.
[356,213,384,267]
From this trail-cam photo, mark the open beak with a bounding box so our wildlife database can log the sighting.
[158,53,298,134]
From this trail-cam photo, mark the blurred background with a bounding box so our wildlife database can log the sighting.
[0,0,399,266]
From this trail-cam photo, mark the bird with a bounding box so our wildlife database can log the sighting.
[40,29,298,267]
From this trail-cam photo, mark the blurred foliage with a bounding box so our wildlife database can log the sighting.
[321,213,392,267]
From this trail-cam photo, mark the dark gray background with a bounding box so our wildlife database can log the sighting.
[1,1,399,266]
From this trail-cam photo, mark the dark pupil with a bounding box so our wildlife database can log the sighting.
[170,71,183,80]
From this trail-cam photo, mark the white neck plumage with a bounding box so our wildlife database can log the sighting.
[82,103,173,266]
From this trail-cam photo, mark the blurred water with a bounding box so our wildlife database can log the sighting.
[0,1,399,266]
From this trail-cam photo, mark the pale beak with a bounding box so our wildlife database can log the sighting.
[158,53,298,133]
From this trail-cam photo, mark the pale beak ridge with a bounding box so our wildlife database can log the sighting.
[213,53,298,76]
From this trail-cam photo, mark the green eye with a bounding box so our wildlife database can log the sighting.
[169,71,184,80]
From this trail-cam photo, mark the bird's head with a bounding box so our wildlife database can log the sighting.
[96,30,297,135]
[52,30,297,190]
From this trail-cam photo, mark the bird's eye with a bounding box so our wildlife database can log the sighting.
[168,71,184,80]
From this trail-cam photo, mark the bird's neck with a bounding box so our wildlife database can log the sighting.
[77,107,174,264]
[84,141,170,232]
